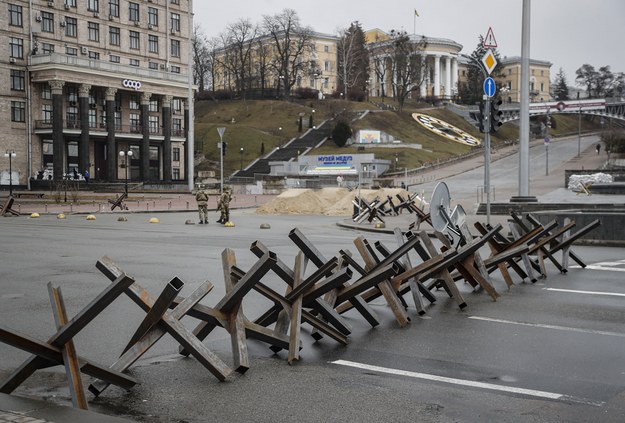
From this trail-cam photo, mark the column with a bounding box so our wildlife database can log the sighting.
[140,92,152,181]
[183,99,189,183]
[420,54,427,98]
[105,87,117,182]
[78,84,91,176]
[49,80,65,181]
[444,56,452,98]
[433,55,441,98]
[162,95,173,181]
[451,58,458,97]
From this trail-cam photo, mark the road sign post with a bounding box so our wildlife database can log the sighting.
[217,127,226,194]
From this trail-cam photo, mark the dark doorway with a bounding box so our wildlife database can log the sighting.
[94,142,108,180]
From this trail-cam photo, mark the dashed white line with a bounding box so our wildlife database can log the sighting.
[331,359,603,406]
[468,315,625,338]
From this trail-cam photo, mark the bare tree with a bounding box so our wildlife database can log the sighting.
[262,9,315,98]
[336,22,369,101]
[387,30,427,111]
[191,24,210,92]
[224,19,258,99]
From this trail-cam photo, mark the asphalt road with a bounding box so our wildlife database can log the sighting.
[1,208,625,422]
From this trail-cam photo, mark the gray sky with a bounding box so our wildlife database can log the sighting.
[194,0,625,86]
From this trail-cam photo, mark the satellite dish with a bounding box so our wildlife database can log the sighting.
[430,182,452,232]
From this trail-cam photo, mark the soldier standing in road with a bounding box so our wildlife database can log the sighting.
[195,187,209,224]
[217,188,232,224]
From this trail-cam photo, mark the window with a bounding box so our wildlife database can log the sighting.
[66,106,78,128]
[12,101,26,122]
[9,4,23,27]
[110,54,120,63]
[324,60,331,71]
[148,61,158,70]
[88,109,97,128]
[109,26,120,45]
[109,0,119,17]
[172,98,182,112]
[67,90,77,106]
[172,168,180,180]
[9,37,24,59]
[171,39,180,57]
[508,68,512,75]
[130,113,141,132]
[42,43,54,53]
[65,17,77,37]
[540,82,544,92]
[170,65,180,74]
[324,45,329,53]
[10,70,25,91]
[129,58,139,67]
[148,116,159,133]
[148,34,158,53]
[115,111,121,130]
[129,2,139,22]
[129,30,140,50]
[171,0,179,4]
[41,12,54,32]
[88,51,100,60]
[42,104,53,124]
[149,99,159,112]
[99,110,107,128]
[88,22,100,41]
[170,12,180,31]
[172,118,182,135]
[42,85,52,100]
[66,46,78,55]
[173,148,180,162]
[148,7,158,26]
[88,0,99,12]
[129,95,140,109]
[66,0,77,7]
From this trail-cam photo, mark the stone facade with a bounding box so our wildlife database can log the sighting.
[2,0,192,187]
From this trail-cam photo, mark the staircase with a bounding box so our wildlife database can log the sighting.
[235,119,333,178]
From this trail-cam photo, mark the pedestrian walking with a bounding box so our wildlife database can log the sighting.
[195,187,209,224]
[596,143,601,155]
[84,169,90,183]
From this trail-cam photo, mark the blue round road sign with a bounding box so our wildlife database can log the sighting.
[483,77,496,97]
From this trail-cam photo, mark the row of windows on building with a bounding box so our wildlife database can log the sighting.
[9,2,182,28]
[11,34,181,58]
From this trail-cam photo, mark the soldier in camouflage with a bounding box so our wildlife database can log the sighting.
[217,187,232,224]
[195,187,209,224]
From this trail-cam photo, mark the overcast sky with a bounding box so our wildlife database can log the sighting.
[193,0,625,85]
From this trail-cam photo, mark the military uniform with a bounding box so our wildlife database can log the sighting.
[195,189,209,224]
[217,189,231,224]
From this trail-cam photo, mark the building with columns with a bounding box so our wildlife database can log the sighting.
[364,29,462,101]
[2,0,192,188]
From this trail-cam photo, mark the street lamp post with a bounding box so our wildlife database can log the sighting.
[217,127,226,194]
[119,149,133,195]
[4,150,16,197]
[240,147,244,171]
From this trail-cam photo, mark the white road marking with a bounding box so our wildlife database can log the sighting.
[468,315,625,338]
[570,264,625,272]
[332,359,603,406]
[544,287,625,298]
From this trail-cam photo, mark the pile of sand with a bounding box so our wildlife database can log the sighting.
[256,187,428,216]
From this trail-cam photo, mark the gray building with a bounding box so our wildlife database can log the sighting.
[3,0,193,188]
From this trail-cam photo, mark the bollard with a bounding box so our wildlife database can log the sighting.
[45,204,48,213]
[168,201,172,210]
[186,201,189,210]
[98,203,102,213]
[146,203,150,211]
[70,204,73,213]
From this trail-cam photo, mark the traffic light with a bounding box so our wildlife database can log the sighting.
[477,101,487,133]
[490,99,503,133]
[221,142,228,156]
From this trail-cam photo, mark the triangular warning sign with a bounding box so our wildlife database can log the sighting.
[484,27,497,48]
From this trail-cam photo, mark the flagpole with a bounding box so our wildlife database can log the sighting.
[413,11,416,34]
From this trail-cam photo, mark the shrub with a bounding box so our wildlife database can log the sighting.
[332,121,352,147]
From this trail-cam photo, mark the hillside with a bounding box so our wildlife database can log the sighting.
[194,98,600,177]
